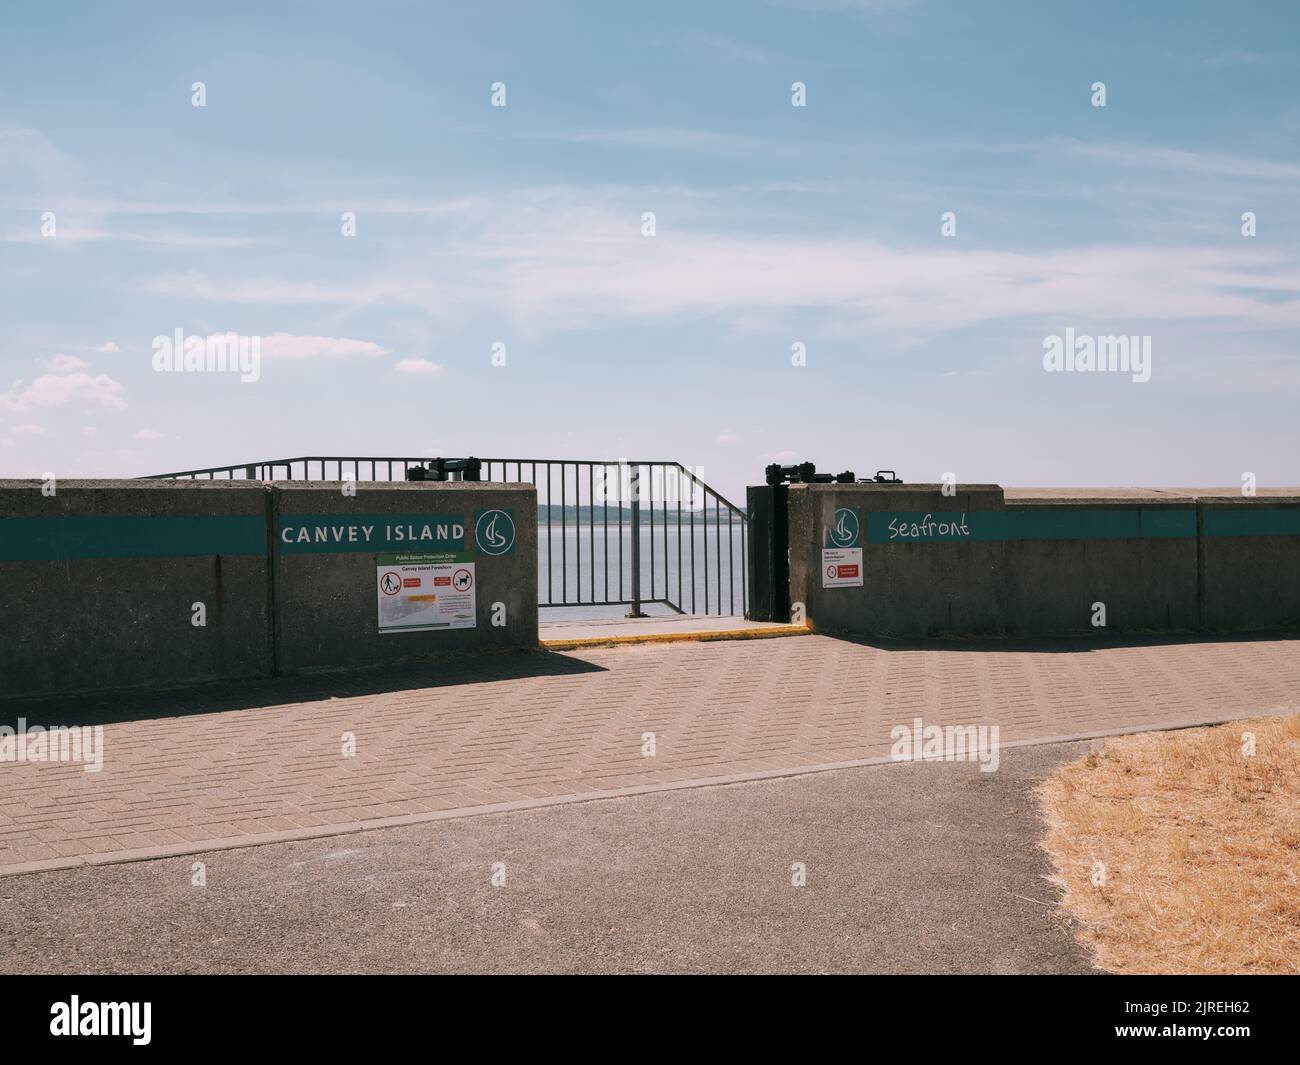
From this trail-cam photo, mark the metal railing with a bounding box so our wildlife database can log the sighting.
[143,456,748,617]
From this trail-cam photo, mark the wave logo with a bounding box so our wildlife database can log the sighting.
[475,509,516,556]
[829,507,859,548]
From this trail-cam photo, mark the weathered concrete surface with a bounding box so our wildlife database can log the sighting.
[1199,498,1300,631]
[788,483,1300,638]
[1006,487,1300,500]
[272,482,537,673]
[1,480,539,698]
[0,742,1097,975]
[1008,486,1300,499]
[2,632,1297,876]
[0,480,271,699]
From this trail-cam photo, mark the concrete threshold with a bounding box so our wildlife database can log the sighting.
[539,614,810,650]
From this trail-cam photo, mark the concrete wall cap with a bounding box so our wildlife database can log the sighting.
[0,480,539,493]
[787,483,1003,492]
[1006,487,1300,503]
[0,478,265,490]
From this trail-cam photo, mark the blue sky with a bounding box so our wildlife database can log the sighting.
[2,0,1298,500]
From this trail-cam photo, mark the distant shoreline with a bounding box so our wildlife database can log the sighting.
[538,505,743,524]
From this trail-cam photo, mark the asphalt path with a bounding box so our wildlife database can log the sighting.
[0,740,1096,974]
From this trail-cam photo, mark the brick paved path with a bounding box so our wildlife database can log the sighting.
[2,633,1298,875]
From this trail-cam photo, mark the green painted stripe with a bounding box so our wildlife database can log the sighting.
[277,513,466,553]
[0,515,267,561]
[1202,508,1300,537]
[865,509,1198,544]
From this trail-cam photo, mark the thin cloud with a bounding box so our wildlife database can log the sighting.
[43,353,89,371]
[1059,139,1300,182]
[256,333,388,360]
[0,371,127,412]
[0,194,481,217]
[566,128,781,155]
[1180,353,1300,394]
[139,199,1300,340]
[1,227,258,247]
[680,33,792,66]
[142,274,462,312]
[394,359,443,375]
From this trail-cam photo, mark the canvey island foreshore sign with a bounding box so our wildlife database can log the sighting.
[277,508,518,555]
[277,513,466,553]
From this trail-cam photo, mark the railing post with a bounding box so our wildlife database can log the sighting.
[627,464,647,617]
[746,480,789,622]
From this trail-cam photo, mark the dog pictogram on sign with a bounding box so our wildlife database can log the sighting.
[376,553,476,634]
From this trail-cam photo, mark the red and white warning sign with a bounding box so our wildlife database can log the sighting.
[821,547,864,588]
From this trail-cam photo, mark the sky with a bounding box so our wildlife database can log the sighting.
[2,0,1298,502]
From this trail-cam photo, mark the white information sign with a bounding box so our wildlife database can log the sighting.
[821,547,863,588]
[377,552,476,633]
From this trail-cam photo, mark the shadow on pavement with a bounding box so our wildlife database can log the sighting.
[1,649,605,729]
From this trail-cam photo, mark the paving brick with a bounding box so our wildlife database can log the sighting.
[2,634,1298,875]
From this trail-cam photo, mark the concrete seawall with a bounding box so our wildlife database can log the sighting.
[1,479,537,699]
[272,482,537,673]
[1,480,272,698]
[785,484,1300,637]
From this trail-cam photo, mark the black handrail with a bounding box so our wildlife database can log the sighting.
[143,456,748,617]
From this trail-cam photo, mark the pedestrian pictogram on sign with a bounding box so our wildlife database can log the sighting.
[376,552,476,633]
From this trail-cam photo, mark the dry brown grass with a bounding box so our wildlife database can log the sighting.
[1039,714,1300,974]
